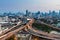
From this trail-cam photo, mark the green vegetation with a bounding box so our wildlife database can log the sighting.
[32,23,52,33]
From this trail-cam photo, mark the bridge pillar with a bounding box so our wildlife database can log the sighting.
[14,34,18,40]
[29,35,32,40]
[6,34,18,40]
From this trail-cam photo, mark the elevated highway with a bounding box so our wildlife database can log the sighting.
[0,19,60,40]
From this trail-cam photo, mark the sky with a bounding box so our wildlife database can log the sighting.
[0,0,60,12]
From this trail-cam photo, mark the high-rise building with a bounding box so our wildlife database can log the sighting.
[59,10,60,15]
[26,10,29,17]
[51,11,56,17]
[0,25,2,34]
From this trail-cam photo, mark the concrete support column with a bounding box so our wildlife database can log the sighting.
[29,35,32,40]
[14,34,18,40]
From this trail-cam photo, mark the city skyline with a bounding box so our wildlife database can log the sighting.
[0,0,60,12]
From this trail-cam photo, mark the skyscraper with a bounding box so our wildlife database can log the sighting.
[26,10,29,17]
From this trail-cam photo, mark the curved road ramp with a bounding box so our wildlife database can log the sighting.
[0,19,60,40]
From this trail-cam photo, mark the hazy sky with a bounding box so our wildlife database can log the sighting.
[0,0,60,12]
